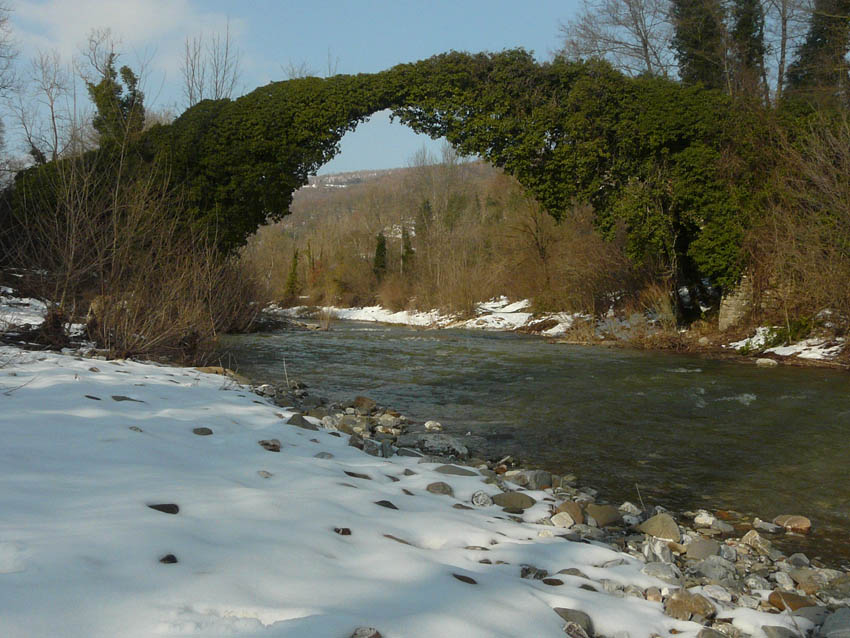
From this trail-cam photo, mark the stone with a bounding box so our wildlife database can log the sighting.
[470,491,493,507]
[542,578,563,586]
[556,501,585,525]
[773,570,795,590]
[147,503,179,515]
[761,627,797,638]
[334,527,352,536]
[619,501,642,516]
[562,622,591,638]
[286,413,317,430]
[645,586,662,602]
[740,530,776,557]
[821,608,850,638]
[129,426,143,432]
[767,590,816,611]
[792,605,829,627]
[754,517,783,534]
[756,357,779,367]
[553,609,594,635]
[642,562,682,585]
[452,573,477,584]
[638,513,681,542]
[745,574,771,590]
[819,574,850,605]
[585,503,622,527]
[344,471,371,480]
[492,491,536,510]
[695,555,737,585]
[352,396,376,413]
[697,630,726,638]
[426,481,454,496]
[362,439,382,457]
[703,584,733,602]
[663,589,716,621]
[434,464,478,476]
[522,470,553,490]
[694,510,716,527]
[159,554,178,564]
[192,427,213,435]
[424,420,442,431]
[551,512,575,528]
[773,514,812,534]
[789,567,826,594]
[787,552,810,567]
[350,628,382,638]
[395,433,468,458]
[711,519,734,534]
[718,544,737,562]
[348,433,364,450]
[374,500,398,510]
[643,537,673,563]
[521,565,548,580]
[257,470,273,478]
[314,451,334,459]
[687,538,720,560]
[111,395,143,403]
[258,439,281,452]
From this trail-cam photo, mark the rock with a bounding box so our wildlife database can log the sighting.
[711,519,734,534]
[344,471,371,480]
[741,530,779,558]
[773,514,812,534]
[718,544,737,562]
[469,490,493,507]
[697,630,726,638]
[687,538,720,560]
[521,565,548,580]
[562,622,591,638]
[426,481,454,496]
[756,357,779,367]
[452,573,477,584]
[374,500,398,510]
[551,512,575,528]
[257,470,273,478]
[792,605,829,626]
[129,426,143,432]
[787,552,810,567]
[522,470,553,490]
[543,578,564,586]
[773,570,795,590]
[642,562,682,585]
[663,589,716,621]
[348,433,364,450]
[492,491,536,510]
[789,567,826,594]
[645,586,662,602]
[703,584,733,602]
[643,537,673,563]
[350,628,382,638]
[424,420,442,431]
[255,384,275,396]
[147,503,179,515]
[585,503,622,527]
[395,433,469,458]
[571,524,606,541]
[555,501,584,525]
[286,413,317,430]
[819,574,850,605]
[314,451,334,459]
[334,527,352,535]
[745,574,771,590]
[822,608,850,638]
[159,554,178,564]
[380,440,395,458]
[760,628,797,638]
[695,555,738,585]
[694,510,716,527]
[553,609,594,635]
[362,438,382,457]
[192,427,213,436]
[638,513,681,542]
[258,439,281,452]
[352,396,376,413]
[754,517,783,534]
[434,464,478,476]
[768,590,816,611]
[619,501,642,516]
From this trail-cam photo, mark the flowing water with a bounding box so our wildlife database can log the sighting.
[222,321,850,566]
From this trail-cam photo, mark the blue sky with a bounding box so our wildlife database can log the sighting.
[10,0,577,173]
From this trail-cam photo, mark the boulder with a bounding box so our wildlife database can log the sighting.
[395,433,469,458]
[818,608,850,638]
[686,538,720,561]
[556,501,584,525]
[638,513,681,542]
[663,589,716,621]
[695,555,737,585]
[492,491,536,510]
[585,503,622,527]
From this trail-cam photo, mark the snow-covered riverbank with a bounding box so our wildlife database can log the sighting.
[0,344,832,638]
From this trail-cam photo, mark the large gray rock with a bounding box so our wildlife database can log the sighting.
[638,513,681,542]
[642,562,682,584]
[695,555,738,585]
[821,608,850,638]
[820,574,850,605]
[395,433,469,458]
[521,470,552,490]
[492,491,536,510]
[585,503,622,527]
[687,538,720,561]
[663,589,716,621]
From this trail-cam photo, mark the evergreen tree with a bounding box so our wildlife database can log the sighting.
[373,232,387,280]
[671,0,728,90]
[730,0,767,98]
[86,54,145,146]
[283,249,300,300]
[785,0,850,103]
[401,226,414,276]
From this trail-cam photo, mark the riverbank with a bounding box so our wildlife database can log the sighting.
[3,344,850,637]
[266,298,848,371]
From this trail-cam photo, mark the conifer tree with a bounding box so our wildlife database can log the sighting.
[86,54,145,146]
[671,0,728,90]
[730,0,767,99]
[283,249,300,301]
[401,226,414,276]
[373,232,387,280]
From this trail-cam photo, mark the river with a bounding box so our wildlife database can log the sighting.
[221,320,850,566]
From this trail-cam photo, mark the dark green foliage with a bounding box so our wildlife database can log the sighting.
[730,0,766,97]
[671,0,728,90]
[401,226,414,276]
[373,232,387,279]
[785,0,850,104]
[86,55,145,145]
[283,250,300,300]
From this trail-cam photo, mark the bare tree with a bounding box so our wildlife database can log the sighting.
[281,59,316,80]
[559,0,677,78]
[0,3,16,97]
[764,0,813,100]
[181,19,242,108]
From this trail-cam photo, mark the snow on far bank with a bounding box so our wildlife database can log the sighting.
[0,286,48,330]
[726,326,845,361]
[0,344,769,638]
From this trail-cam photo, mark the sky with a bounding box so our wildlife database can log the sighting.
[9,0,577,174]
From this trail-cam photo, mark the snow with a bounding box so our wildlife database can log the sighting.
[727,326,845,361]
[0,286,49,330]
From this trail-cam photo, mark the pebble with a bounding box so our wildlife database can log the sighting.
[159,554,178,564]
[426,481,454,496]
[470,490,493,507]
[192,427,213,435]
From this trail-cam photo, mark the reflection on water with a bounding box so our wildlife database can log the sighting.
[221,322,850,565]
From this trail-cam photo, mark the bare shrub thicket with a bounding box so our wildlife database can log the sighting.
[747,114,850,328]
[243,152,646,318]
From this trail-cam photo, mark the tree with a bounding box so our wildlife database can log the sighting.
[283,249,300,300]
[401,225,414,275]
[181,20,242,109]
[730,0,769,100]
[373,231,387,279]
[0,3,15,98]
[671,0,729,89]
[86,54,145,146]
[559,0,676,77]
[784,0,850,103]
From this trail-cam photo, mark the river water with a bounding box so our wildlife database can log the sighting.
[222,321,850,566]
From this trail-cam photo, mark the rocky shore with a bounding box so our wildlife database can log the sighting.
[256,378,850,638]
